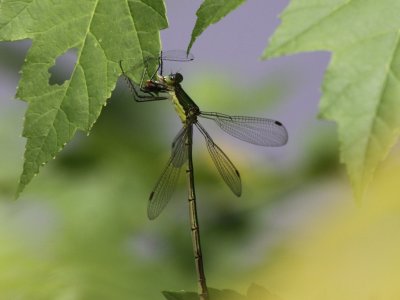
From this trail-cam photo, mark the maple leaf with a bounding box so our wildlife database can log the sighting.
[0,0,168,195]
[265,0,400,199]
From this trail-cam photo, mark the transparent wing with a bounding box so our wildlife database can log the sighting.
[195,122,241,197]
[171,127,188,168]
[199,111,288,147]
[147,127,188,220]
[161,50,194,62]
[120,50,194,82]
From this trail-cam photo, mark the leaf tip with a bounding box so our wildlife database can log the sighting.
[261,44,283,60]
[186,37,195,57]
[15,180,25,200]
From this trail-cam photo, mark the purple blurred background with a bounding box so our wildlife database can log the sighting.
[162,0,333,167]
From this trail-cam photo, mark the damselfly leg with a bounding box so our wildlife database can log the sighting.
[119,60,170,102]
[120,50,194,102]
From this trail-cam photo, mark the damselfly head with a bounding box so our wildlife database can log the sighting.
[163,72,184,85]
[172,73,183,83]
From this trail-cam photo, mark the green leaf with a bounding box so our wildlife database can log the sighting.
[163,288,245,300]
[162,286,282,300]
[0,0,168,195]
[187,0,246,53]
[264,0,400,199]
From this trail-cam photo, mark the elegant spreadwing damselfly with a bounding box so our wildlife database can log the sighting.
[120,50,288,218]
[120,50,288,299]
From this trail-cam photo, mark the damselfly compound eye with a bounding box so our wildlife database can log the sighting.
[174,73,183,83]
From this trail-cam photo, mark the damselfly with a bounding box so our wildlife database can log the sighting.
[120,51,288,218]
[120,51,288,299]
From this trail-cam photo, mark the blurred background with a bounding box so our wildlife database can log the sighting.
[1,1,400,299]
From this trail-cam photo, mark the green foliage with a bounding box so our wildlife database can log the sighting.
[0,0,167,195]
[264,0,400,199]
[3,0,385,298]
[187,0,246,53]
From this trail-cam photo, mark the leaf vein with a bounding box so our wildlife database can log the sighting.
[0,0,34,31]
[128,0,165,22]
[363,30,400,172]
[277,0,354,51]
